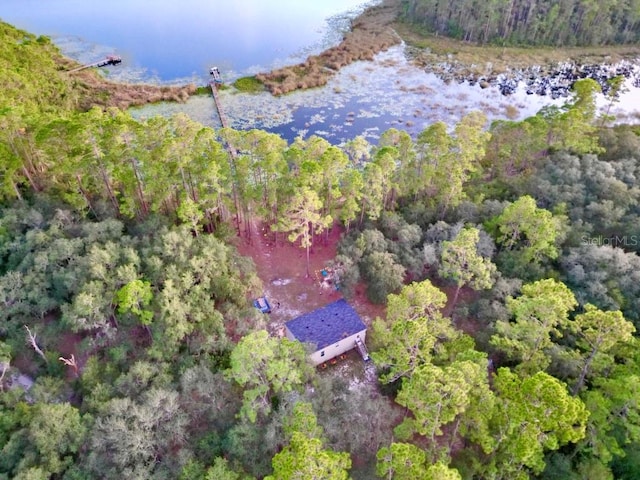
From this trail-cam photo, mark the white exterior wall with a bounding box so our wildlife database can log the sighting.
[284,326,296,342]
[309,330,367,366]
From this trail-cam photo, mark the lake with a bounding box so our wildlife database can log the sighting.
[2,0,640,144]
[0,0,371,83]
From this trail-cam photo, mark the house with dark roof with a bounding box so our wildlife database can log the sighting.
[285,299,368,366]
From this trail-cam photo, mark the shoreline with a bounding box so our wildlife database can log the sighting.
[58,56,197,111]
[255,0,402,95]
[396,22,640,81]
[254,0,640,97]
[64,0,640,110]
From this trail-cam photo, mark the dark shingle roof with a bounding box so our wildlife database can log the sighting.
[285,299,366,350]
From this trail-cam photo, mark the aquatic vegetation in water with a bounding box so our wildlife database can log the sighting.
[233,76,265,93]
[130,45,640,145]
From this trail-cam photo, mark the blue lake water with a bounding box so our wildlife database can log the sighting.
[0,0,371,83]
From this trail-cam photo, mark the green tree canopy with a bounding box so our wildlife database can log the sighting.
[265,402,351,480]
[490,195,566,265]
[572,304,636,395]
[273,187,332,277]
[491,278,578,375]
[486,369,589,478]
[226,330,313,422]
[439,226,496,309]
[372,280,454,383]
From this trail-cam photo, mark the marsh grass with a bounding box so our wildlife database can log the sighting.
[57,56,196,109]
[257,0,402,95]
[71,71,196,110]
[504,104,520,120]
[256,0,640,97]
[233,76,265,93]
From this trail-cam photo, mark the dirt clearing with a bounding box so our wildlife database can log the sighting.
[235,221,385,337]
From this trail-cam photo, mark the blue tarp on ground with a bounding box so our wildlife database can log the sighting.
[253,296,271,313]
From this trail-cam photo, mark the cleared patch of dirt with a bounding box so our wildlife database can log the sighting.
[56,331,85,358]
[236,221,385,337]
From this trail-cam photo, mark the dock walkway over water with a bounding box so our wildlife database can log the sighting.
[209,81,229,129]
[67,55,122,73]
[209,73,238,160]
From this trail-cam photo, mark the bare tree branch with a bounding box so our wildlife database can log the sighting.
[0,362,8,391]
[24,325,47,363]
[59,354,79,377]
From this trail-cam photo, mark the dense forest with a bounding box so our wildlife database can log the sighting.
[401,0,640,45]
[2,20,640,480]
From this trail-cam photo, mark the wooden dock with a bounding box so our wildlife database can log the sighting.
[210,82,238,160]
[67,55,122,73]
[209,82,229,129]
